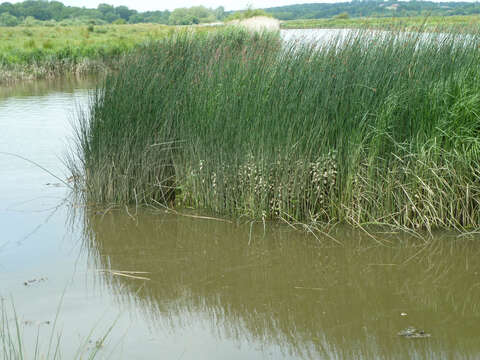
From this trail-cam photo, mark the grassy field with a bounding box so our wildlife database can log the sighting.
[0,23,216,83]
[70,27,480,233]
[282,15,480,31]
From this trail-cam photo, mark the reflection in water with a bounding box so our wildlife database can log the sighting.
[84,209,480,359]
[0,76,97,99]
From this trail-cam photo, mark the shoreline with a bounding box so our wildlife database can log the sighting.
[1,19,475,84]
[281,15,480,32]
[0,58,113,85]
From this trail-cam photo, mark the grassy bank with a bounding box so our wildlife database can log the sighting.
[282,15,480,32]
[0,23,217,83]
[71,27,480,233]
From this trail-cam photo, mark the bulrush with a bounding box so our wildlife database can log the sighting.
[71,27,480,233]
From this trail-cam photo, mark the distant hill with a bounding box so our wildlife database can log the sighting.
[262,1,480,20]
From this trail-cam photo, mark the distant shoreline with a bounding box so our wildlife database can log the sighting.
[281,14,480,32]
[1,16,477,84]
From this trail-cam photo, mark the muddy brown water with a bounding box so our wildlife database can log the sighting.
[1,48,480,359]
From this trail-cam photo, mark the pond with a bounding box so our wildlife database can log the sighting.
[1,31,480,359]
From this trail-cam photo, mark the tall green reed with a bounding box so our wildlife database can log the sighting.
[71,27,480,231]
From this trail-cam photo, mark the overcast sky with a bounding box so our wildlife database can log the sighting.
[10,0,345,12]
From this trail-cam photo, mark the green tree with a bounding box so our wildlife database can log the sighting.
[169,8,195,25]
[0,3,17,17]
[115,5,136,21]
[189,6,211,22]
[0,11,19,26]
[226,6,272,21]
[97,3,114,16]
[104,11,120,23]
[48,1,65,21]
[215,6,225,20]
[128,13,144,23]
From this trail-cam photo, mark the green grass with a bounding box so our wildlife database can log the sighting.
[71,27,480,233]
[281,15,480,32]
[1,298,113,359]
[0,23,218,83]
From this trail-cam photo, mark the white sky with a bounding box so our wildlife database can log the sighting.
[9,0,345,12]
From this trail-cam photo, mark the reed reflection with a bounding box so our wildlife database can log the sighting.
[83,209,480,359]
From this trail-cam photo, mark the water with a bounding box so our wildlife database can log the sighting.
[1,64,480,358]
[280,28,475,48]
[280,28,354,43]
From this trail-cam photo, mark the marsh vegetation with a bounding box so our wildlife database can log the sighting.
[0,24,217,83]
[71,27,480,233]
[281,15,480,32]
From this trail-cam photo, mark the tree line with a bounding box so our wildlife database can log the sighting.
[0,1,225,26]
[266,1,480,20]
[1,0,479,27]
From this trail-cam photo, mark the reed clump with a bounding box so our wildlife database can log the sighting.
[72,27,480,232]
